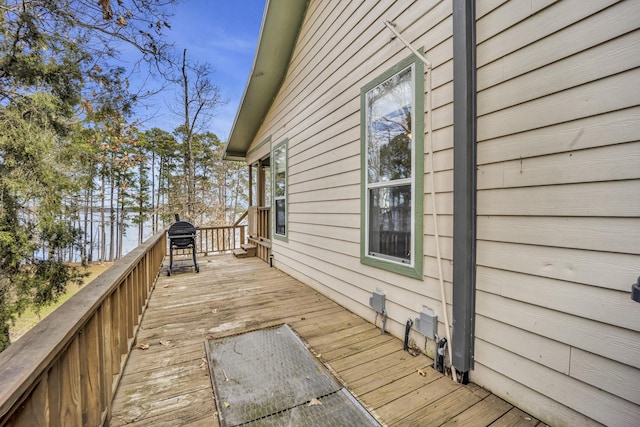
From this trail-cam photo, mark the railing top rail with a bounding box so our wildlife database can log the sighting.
[195,225,244,230]
[0,230,166,419]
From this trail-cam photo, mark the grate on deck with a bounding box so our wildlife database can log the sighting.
[205,324,380,427]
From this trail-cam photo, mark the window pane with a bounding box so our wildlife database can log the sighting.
[368,185,411,261]
[274,145,286,197]
[275,199,286,236]
[264,164,271,207]
[367,66,413,184]
[274,172,286,197]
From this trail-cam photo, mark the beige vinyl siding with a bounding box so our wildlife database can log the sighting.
[241,0,639,425]
[475,1,640,426]
[246,135,271,164]
[248,0,456,349]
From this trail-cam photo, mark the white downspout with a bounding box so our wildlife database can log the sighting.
[384,18,458,384]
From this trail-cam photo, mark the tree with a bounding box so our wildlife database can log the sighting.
[0,93,86,351]
[142,128,180,230]
[131,129,151,244]
[83,66,140,261]
[0,0,180,351]
[196,133,248,225]
[174,49,226,221]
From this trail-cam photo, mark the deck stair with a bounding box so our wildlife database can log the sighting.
[233,243,257,258]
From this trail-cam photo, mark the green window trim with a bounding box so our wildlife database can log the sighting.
[360,53,424,280]
[272,138,288,242]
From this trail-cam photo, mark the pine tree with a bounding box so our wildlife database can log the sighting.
[0,0,179,351]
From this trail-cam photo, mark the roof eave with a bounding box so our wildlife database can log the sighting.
[223,0,308,161]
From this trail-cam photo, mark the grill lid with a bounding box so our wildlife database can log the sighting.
[168,220,197,237]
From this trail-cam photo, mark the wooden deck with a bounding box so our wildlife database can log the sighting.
[110,255,544,427]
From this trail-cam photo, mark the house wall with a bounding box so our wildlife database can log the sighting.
[246,0,456,353]
[474,1,640,426]
[244,0,640,426]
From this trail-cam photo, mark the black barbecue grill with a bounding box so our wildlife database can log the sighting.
[167,215,199,276]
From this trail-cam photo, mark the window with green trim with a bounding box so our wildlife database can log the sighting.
[272,139,287,239]
[361,55,424,279]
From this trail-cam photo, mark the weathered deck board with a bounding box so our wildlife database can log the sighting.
[110,255,541,426]
[444,393,513,426]
[402,386,488,426]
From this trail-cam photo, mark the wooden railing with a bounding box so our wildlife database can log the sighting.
[257,207,270,242]
[0,231,166,426]
[197,224,246,255]
[171,223,248,257]
[247,207,270,262]
[247,206,257,237]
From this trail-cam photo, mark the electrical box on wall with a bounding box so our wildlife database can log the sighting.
[369,288,386,314]
[415,306,437,340]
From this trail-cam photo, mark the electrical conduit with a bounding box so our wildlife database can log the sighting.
[384,15,458,383]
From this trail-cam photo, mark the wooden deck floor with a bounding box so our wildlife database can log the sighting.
[110,255,544,427]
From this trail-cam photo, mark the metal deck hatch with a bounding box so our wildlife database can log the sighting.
[205,324,380,427]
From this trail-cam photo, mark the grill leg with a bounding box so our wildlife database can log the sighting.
[192,244,199,273]
[169,245,173,276]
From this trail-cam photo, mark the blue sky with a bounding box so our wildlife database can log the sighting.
[137,0,266,141]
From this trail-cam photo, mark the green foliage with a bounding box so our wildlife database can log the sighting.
[0,92,87,352]
[0,0,178,351]
[142,128,182,225]
[0,0,246,352]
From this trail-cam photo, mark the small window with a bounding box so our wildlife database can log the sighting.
[272,139,287,239]
[361,55,424,279]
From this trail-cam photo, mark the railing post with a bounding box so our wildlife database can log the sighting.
[0,231,166,426]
